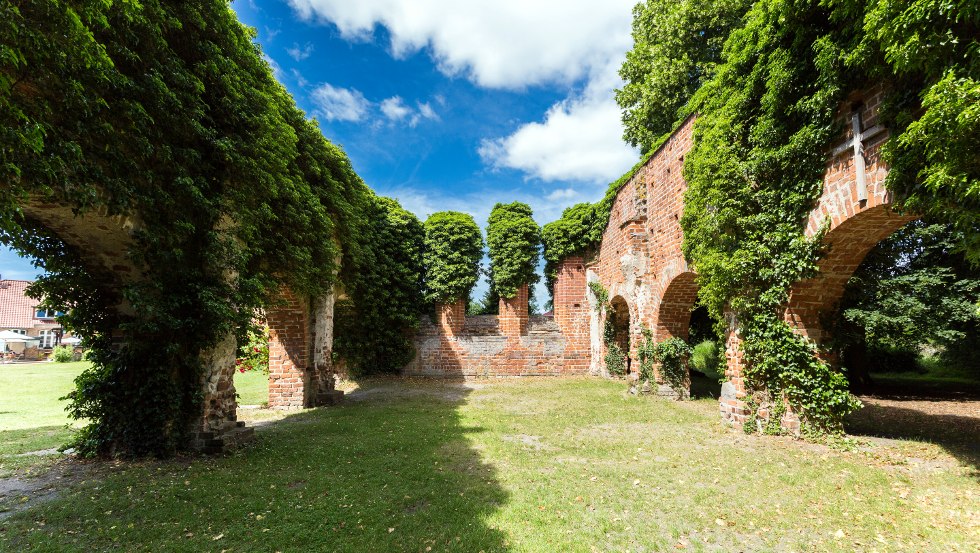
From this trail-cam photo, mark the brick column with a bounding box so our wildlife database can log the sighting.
[553,257,590,374]
[719,312,750,425]
[498,284,529,337]
[267,289,313,409]
[436,299,466,336]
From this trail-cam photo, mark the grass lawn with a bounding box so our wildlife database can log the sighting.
[1,378,977,552]
[234,369,269,406]
[0,362,88,476]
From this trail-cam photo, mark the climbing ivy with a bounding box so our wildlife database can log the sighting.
[423,211,484,304]
[0,2,417,455]
[486,202,541,298]
[653,337,693,392]
[333,195,425,375]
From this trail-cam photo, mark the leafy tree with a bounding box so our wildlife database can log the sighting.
[334,196,425,375]
[616,0,750,153]
[423,212,483,304]
[834,221,980,384]
[486,202,541,298]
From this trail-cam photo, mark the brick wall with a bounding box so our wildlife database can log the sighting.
[267,288,313,409]
[404,280,590,378]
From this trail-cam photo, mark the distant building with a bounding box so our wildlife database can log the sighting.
[0,279,71,357]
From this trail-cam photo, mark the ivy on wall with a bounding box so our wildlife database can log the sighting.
[423,211,484,305]
[486,202,541,298]
[0,2,419,455]
[333,195,425,375]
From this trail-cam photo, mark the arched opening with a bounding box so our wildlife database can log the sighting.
[607,295,632,375]
[656,271,722,397]
[788,210,980,458]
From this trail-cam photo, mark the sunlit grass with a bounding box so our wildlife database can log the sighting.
[2,378,976,551]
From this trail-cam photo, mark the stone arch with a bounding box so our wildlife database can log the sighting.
[787,204,917,344]
[608,295,632,357]
[655,270,699,342]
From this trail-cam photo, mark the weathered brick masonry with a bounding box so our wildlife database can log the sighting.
[560,85,908,425]
[404,283,591,378]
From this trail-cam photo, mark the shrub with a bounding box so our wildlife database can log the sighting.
[690,340,722,379]
[486,202,541,298]
[605,343,627,377]
[236,325,269,374]
[423,212,484,304]
[52,345,74,363]
[653,337,692,390]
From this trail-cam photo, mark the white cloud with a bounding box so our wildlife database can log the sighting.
[310,83,371,122]
[380,96,440,127]
[288,0,638,184]
[286,0,636,89]
[380,96,412,121]
[286,42,315,61]
[546,188,578,202]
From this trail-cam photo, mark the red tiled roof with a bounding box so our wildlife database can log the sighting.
[0,280,38,329]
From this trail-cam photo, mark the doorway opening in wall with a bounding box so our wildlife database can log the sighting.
[820,218,980,461]
[687,306,724,399]
[606,296,631,376]
[234,321,271,413]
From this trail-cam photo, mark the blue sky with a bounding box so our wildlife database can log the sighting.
[2,0,640,301]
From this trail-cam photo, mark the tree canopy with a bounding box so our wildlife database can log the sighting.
[423,211,484,305]
[486,202,541,298]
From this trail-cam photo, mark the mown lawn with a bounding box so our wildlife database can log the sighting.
[0,362,87,476]
[234,369,269,406]
[1,378,976,552]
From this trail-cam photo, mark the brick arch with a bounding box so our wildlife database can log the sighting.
[655,270,699,342]
[787,205,917,343]
[609,295,632,355]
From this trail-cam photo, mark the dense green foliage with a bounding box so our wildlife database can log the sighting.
[652,337,692,391]
[486,202,541,298]
[835,221,980,381]
[52,345,74,363]
[236,325,270,374]
[0,2,417,455]
[604,343,627,377]
[423,212,483,304]
[617,0,751,153]
[690,340,722,379]
[334,196,425,375]
[609,0,980,432]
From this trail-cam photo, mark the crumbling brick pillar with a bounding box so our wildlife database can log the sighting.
[267,288,313,409]
[436,299,466,336]
[189,330,254,453]
[553,257,591,374]
[719,312,750,425]
[498,284,529,337]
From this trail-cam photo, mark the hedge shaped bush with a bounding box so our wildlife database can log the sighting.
[486,202,541,298]
[423,212,483,304]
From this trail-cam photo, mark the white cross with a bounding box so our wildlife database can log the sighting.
[831,110,885,203]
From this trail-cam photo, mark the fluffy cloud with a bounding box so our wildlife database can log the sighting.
[286,42,315,61]
[310,83,371,122]
[286,0,635,89]
[287,0,638,184]
[380,96,439,127]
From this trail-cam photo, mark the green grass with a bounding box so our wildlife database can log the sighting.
[0,362,88,476]
[870,356,980,395]
[234,369,269,406]
[2,378,976,552]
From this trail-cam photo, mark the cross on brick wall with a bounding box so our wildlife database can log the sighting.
[830,108,886,204]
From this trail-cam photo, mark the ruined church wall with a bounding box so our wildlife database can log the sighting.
[404,271,591,378]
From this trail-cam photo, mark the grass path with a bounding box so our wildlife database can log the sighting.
[1,378,977,552]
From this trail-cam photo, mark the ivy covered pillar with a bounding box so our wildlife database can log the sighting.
[498,283,529,337]
[719,312,751,425]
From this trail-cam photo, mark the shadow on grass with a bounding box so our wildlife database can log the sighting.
[2,381,509,552]
[845,400,980,477]
[0,426,73,457]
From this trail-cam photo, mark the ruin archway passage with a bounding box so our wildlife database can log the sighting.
[608,295,632,375]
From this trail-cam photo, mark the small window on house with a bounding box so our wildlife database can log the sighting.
[35,309,62,319]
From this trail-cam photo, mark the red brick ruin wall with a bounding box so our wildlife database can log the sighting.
[585,117,698,374]
[404,279,591,378]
